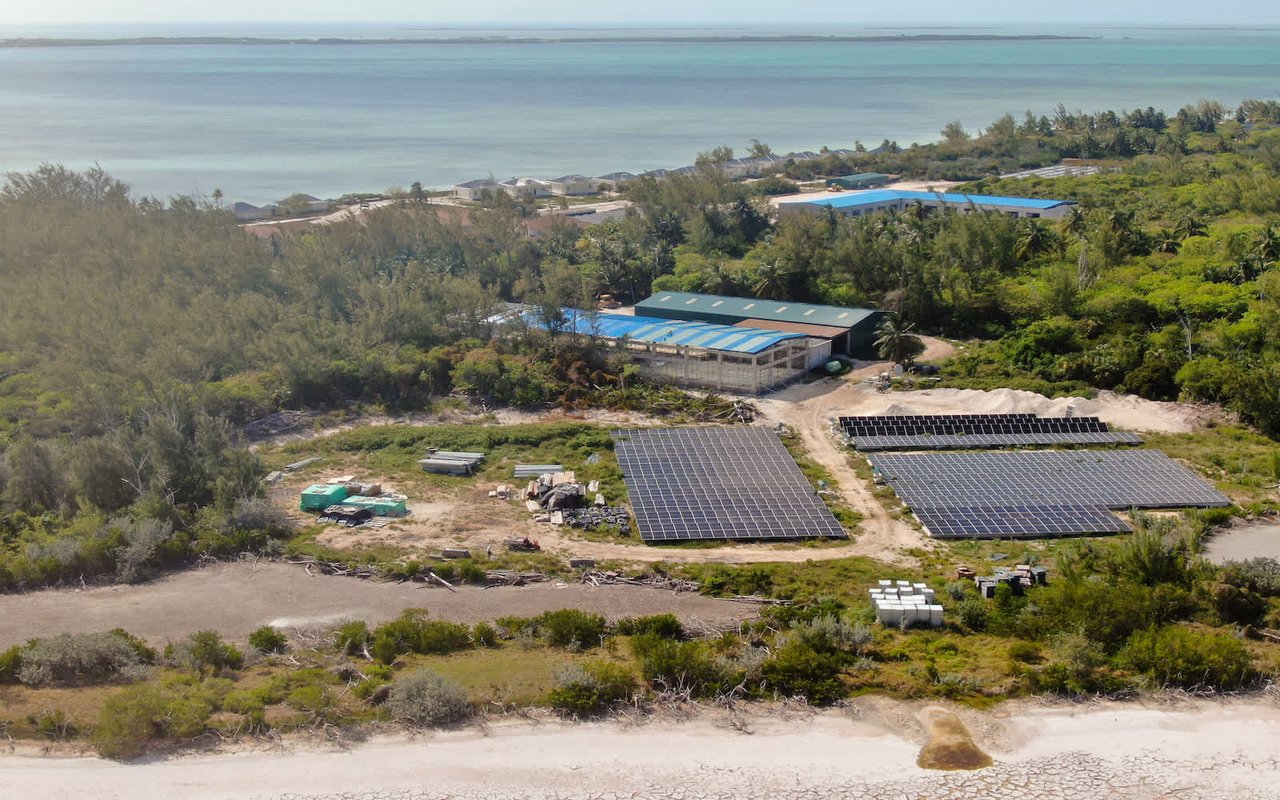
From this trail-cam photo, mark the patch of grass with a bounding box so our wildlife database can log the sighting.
[403,644,625,706]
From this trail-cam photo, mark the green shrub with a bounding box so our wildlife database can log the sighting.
[548,661,637,717]
[164,630,244,673]
[1220,558,1280,596]
[459,563,486,584]
[334,620,372,656]
[29,709,75,740]
[956,596,989,631]
[471,622,498,648]
[385,669,471,727]
[108,629,158,663]
[18,631,150,687]
[369,611,474,663]
[248,626,288,654]
[1007,641,1042,664]
[0,644,24,684]
[631,634,725,697]
[352,663,394,700]
[1028,633,1125,696]
[760,640,846,705]
[285,685,336,721]
[538,609,607,649]
[615,614,684,640]
[93,684,169,759]
[1118,625,1257,690]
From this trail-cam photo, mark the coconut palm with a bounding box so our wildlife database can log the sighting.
[874,314,925,365]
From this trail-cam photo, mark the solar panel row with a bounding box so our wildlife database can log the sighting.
[868,450,1229,540]
[611,427,847,543]
[851,431,1143,451]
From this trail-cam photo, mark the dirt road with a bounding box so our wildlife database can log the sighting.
[0,562,757,646]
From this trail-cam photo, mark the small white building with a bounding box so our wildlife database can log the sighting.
[546,175,598,196]
[453,179,501,202]
[500,177,551,198]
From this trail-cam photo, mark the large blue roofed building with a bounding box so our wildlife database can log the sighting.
[779,189,1076,220]
[633,291,886,357]
[501,306,821,394]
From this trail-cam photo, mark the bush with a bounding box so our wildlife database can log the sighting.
[0,644,24,684]
[248,626,288,654]
[18,631,150,687]
[471,622,498,647]
[1118,625,1256,690]
[631,634,725,697]
[334,620,372,656]
[1007,641,1042,664]
[548,661,637,717]
[956,596,989,631]
[615,614,684,640]
[385,669,471,727]
[286,685,336,721]
[93,684,170,759]
[760,640,846,705]
[370,611,473,664]
[1028,632,1125,696]
[1220,558,1280,596]
[538,609,607,649]
[165,630,244,673]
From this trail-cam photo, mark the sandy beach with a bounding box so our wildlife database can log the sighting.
[4,698,1278,800]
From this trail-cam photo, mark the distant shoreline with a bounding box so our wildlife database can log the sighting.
[0,33,1096,48]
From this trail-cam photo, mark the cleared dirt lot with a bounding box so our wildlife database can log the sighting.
[0,562,757,647]
[1204,522,1280,565]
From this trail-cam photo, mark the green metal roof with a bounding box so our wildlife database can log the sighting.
[634,292,882,330]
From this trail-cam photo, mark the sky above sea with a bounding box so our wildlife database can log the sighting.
[1,24,1278,203]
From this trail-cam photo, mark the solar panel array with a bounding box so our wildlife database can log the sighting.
[611,427,847,543]
[839,413,1143,451]
[869,450,1229,539]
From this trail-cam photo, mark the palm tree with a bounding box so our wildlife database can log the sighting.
[874,314,925,365]
[1173,214,1206,241]
[1058,206,1088,240]
[1253,225,1280,265]
[751,261,789,300]
[1152,229,1182,254]
[1015,220,1056,260]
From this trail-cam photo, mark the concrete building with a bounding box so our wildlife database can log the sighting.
[500,177,551,198]
[453,179,501,201]
[633,291,886,357]
[546,175,598,196]
[778,189,1076,220]
[505,307,816,393]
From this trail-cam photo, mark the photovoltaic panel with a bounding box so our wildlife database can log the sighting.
[912,505,1132,539]
[611,427,846,543]
[867,450,1228,540]
[838,413,1143,451]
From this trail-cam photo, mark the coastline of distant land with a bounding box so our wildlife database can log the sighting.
[0,33,1097,48]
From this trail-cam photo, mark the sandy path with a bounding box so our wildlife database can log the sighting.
[0,563,756,646]
[4,700,1278,799]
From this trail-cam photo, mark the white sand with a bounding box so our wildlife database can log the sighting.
[4,700,1279,800]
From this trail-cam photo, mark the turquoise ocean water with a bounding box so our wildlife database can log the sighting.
[1,24,1278,203]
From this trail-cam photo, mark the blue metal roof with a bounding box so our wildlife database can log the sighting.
[522,309,806,354]
[800,189,1073,212]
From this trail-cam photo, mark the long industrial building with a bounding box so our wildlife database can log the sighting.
[778,189,1076,220]
[509,307,817,393]
[633,291,885,357]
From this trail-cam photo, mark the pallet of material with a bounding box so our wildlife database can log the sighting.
[431,451,486,462]
[419,458,476,475]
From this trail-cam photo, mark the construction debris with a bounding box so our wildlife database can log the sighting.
[489,484,514,499]
[578,570,700,593]
[975,564,1047,598]
[503,537,541,552]
[569,558,596,569]
[563,506,630,530]
[441,548,472,560]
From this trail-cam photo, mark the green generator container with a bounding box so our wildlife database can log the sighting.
[344,495,408,517]
[300,483,349,512]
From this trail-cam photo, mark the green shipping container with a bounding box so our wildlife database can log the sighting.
[345,495,408,517]
[300,483,349,511]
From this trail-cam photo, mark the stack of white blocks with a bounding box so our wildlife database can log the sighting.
[870,579,944,628]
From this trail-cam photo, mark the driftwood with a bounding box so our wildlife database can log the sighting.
[427,570,457,592]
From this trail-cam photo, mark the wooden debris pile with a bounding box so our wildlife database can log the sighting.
[242,410,306,440]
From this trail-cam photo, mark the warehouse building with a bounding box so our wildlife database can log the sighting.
[508,307,817,393]
[633,291,885,357]
[778,189,1076,220]
[826,172,892,190]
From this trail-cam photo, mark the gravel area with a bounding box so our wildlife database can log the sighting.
[0,562,756,646]
[1204,523,1280,564]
